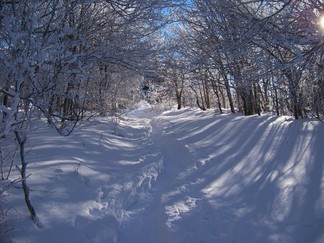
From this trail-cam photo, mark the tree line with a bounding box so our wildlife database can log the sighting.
[160,0,323,119]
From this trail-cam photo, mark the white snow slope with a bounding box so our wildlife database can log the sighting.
[2,105,324,243]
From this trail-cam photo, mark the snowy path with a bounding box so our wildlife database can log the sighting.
[118,117,198,242]
[4,106,324,243]
[118,109,324,243]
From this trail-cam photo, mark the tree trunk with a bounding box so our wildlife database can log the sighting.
[241,87,255,116]
[175,81,183,110]
[253,83,261,116]
[190,85,206,111]
[203,80,211,109]
[176,94,182,110]
[210,78,223,114]
[220,62,235,113]
[14,131,37,224]
[285,68,302,119]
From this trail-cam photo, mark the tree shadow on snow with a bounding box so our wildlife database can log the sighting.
[160,111,324,243]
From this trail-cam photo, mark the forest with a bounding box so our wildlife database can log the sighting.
[0,0,323,242]
[1,1,323,134]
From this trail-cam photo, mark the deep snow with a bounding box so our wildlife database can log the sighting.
[2,104,324,243]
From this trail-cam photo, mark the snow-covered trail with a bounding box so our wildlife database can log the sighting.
[4,105,324,243]
[119,108,324,243]
[118,117,198,243]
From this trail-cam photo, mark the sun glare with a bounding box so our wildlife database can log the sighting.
[320,16,324,29]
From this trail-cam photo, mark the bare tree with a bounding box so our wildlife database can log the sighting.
[165,0,323,118]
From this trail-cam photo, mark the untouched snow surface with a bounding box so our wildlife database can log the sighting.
[2,105,324,243]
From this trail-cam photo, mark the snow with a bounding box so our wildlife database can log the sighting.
[3,105,324,243]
